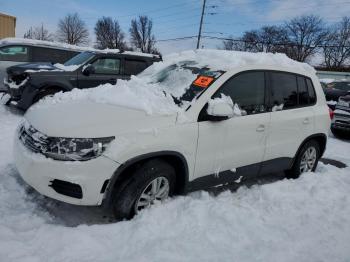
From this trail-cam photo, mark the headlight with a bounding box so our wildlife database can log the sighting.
[44,136,115,161]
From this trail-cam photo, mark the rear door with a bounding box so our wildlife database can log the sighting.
[194,71,270,184]
[262,72,315,173]
[77,56,122,88]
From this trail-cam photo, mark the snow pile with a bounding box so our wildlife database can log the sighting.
[158,49,315,74]
[0,105,350,261]
[33,77,180,115]
[54,63,81,72]
[319,78,335,84]
[207,94,242,117]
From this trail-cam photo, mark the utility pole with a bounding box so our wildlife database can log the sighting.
[196,0,206,49]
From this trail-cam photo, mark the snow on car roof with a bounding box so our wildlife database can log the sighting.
[0,38,160,58]
[161,49,315,74]
[0,38,95,52]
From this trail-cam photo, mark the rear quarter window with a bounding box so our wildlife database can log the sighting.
[0,45,29,62]
[124,59,148,75]
[306,78,317,104]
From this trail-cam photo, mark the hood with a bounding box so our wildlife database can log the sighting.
[25,100,177,138]
[7,62,59,75]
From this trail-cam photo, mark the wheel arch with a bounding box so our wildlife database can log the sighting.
[102,151,189,207]
[291,133,327,167]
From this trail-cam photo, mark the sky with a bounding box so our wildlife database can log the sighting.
[1,0,350,54]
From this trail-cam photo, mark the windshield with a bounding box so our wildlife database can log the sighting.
[144,61,224,104]
[329,82,350,91]
[64,51,94,66]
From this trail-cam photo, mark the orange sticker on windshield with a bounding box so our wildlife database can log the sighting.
[193,76,214,88]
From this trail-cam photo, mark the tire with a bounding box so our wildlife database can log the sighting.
[33,88,61,104]
[286,140,321,179]
[112,159,176,220]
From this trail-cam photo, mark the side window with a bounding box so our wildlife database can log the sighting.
[124,59,148,75]
[92,58,121,74]
[306,78,316,104]
[213,71,266,115]
[0,45,29,62]
[297,76,309,106]
[270,72,298,110]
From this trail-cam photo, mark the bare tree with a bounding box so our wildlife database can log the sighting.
[94,17,126,50]
[24,24,53,41]
[259,26,290,53]
[222,26,290,54]
[57,13,89,45]
[323,17,350,69]
[129,15,158,54]
[284,15,328,62]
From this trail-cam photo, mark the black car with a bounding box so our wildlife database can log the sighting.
[5,51,161,110]
[0,38,82,92]
[324,81,350,102]
[331,95,350,137]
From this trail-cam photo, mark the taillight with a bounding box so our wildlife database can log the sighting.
[329,108,334,120]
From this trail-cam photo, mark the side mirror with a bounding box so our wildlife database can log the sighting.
[82,65,95,76]
[206,101,235,121]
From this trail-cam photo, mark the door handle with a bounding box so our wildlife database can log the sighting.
[256,125,265,132]
[303,118,310,125]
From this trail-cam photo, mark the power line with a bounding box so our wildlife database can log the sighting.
[201,35,350,48]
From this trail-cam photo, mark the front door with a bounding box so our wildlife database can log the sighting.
[194,71,270,187]
[78,57,122,89]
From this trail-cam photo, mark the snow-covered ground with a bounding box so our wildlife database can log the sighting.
[0,104,349,262]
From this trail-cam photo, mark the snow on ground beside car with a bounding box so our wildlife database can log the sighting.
[0,104,350,262]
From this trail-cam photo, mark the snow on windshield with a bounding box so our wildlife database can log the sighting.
[33,49,315,115]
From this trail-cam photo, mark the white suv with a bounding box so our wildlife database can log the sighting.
[14,50,331,219]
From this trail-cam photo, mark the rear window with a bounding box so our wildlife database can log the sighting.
[0,45,29,62]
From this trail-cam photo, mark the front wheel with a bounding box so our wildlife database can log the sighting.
[286,140,320,179]
[112,159,176,220]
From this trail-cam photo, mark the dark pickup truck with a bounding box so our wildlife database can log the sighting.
[5,50,161,110]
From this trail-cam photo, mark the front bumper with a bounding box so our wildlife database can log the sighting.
[14,137,120,206]
[5,81,38,110]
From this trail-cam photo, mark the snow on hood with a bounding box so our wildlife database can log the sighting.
[26,100,177,137]
[31,49,315,116]
[32,78,181,116]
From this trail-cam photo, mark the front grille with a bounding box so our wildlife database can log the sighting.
[18,123,49,153]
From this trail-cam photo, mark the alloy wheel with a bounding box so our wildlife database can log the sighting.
[134,176,170,213]
[299,146,317,173]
